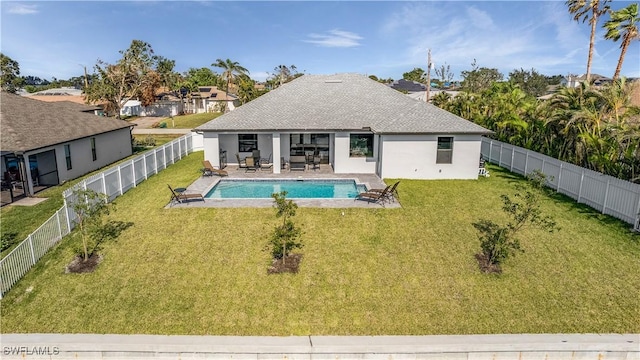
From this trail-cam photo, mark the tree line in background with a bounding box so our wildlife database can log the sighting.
[433,76,640,182]
[0,41,302,117]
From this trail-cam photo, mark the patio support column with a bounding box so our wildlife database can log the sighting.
[17,152,33,197]
[272,133,281,174]
[208,133,221,168]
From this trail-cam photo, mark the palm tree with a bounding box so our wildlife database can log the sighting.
[212,58,249,111]
[566,0,611,82]
[604,3,640,80]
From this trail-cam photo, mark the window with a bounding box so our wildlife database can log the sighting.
[90,138,97,161]
[238,134,258,152]
[436,137,453,164]
[349,134,374,157]
[64,144,72,170]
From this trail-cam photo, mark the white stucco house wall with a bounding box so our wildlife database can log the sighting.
[120,99,184,117]
[194,74,491,180]
[1,92,134,197]
[185,86,239,114]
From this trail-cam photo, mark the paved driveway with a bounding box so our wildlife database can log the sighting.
[129,116,166,129]
[130,117,192,134]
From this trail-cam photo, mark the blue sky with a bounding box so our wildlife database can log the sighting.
[1,1,639,82]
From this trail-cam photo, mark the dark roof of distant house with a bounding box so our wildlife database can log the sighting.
[1,92,132,153]
[388,79,427,92]
[195,74,490,135]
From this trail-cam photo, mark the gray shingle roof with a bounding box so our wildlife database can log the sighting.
[1,92,132,152]
[195,73,490,134]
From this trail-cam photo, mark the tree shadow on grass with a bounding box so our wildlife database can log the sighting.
[67,220,134,274]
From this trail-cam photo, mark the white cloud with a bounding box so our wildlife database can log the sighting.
[304,29,363,48]
[7,4,38,15]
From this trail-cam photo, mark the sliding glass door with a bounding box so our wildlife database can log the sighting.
[289,134,330,164]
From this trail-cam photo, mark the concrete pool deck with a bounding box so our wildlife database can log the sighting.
[166,164,401,209]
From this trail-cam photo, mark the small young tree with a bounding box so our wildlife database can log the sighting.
[69,188,110,261]
[472,170,557,272]
[269,191,303,265]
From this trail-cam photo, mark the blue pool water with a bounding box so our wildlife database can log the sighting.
[205,179,368,199]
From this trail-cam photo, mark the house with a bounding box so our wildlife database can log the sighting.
[1,92,134,198]
[185,86,240,114]
[25,87,105,116]
[388,79,427,93]
[560,74,612,88]
[119,88,186,117]
[407,90,460,102]
[194,74,491,180]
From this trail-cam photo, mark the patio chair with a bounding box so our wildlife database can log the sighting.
[235,153,248,170]
[259,159,273,171]
[369,181,400,202]
[245,156,258,172]
[202,160,228,177]
[479,158,490,177]
[311,156,321,171]
[260,153,272,165]
[168,185,204,204]
[289,155,307,171]
[355,185,391,205]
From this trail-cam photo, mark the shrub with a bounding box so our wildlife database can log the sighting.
[472,170,557,272]
[1,231,18,252]
[268,191,303,262]
[158,122,167,128]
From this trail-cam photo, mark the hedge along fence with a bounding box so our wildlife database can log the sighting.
[0,134,196,298]
[481,138,640,230]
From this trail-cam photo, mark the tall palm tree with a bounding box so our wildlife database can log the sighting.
[604,3,640,80]
[212,58,249,111]
[566,0,611,82]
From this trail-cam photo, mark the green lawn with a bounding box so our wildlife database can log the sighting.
[161,112,221,129]
[1,180,78,257]
[1,138,178,256]
[1,152,639,335]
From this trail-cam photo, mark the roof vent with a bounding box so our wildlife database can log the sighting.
[325,80,343,83]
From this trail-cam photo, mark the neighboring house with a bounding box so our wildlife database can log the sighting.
[389,79,460,103]
[560,74,612,88]
[1,92,134,197]
[408,90,460,102]
[185,86,240,114]
[388,79,427,93]
[195,74,491,180]
[120,99,184,117]
[540,77,640,103]
[24,87,105,116]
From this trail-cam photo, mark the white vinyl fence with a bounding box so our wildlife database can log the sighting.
[481,138,640,230]
[0,134,196,298]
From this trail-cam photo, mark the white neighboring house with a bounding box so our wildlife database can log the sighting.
[120,99,143,116]
[120,99,184,117]
[185,86,240,114]
[1,92,134,197]
[560,73,613,88]
[194,74,491,180]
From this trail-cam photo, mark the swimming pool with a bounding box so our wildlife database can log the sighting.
[205,179,368,199]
